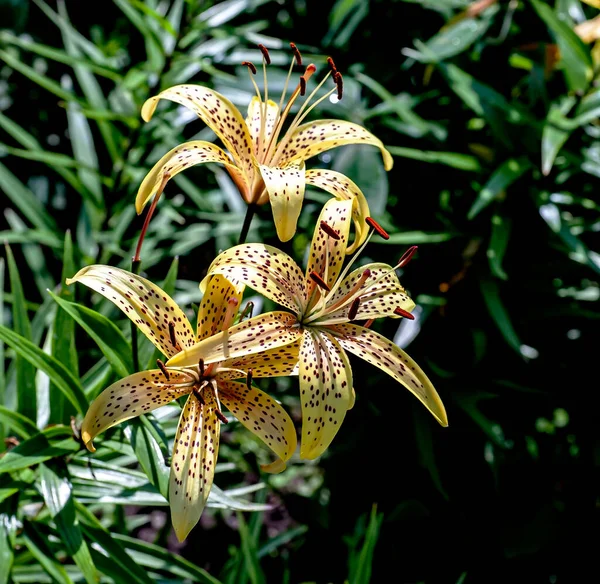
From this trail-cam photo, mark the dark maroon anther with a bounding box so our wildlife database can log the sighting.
[365,217,390,240]
[398,246,418,268]
[300,76,307,96]
[290,42,302,66]
[334,71,343,100]
[309,271,331,292]
[198,358,205,376]
[156,359,170,381]
[258,44,271,65]
[348,297,361,320]
[394,306,415,320]
[320,221,341,240]
[193,386,205,405]
[327,57,337,73]
[246,369,253,390]
[168,321,178,348]
[216,409,229,424]
[242,61,257,75]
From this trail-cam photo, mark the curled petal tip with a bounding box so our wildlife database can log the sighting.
[65,277,76,286]
[81,431,96,453]
[261,458,287,474]
[141,96,159,123]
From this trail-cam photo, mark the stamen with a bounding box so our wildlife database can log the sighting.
[198,358,204,376]
[193,383,206,405]
[348,297,360,320]
[309,271,331,292]
[394,307,415,320]
[216,408,229,424]
[246,368,253,390]
[398,245,418,268]
[320,221,340,239]
[323,268,371,314]
[290,42,302,66]
[242,61,257,75]
[366,217,390,240]
[300,76,307,96]
[258,44,271,65]
[156,359,170,381]
[334,71,343,100]
[327,57,337,73]
[364,319,374,329]
[168,322,180,350]
[220,296,240,331]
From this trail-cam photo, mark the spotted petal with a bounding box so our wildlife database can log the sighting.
[166,311,302,368]
[298,328,353,460]
[218,339,301,380]
[197,274,244,341]
[135,141,247,213]
[246,97,279,161]
[201,244,306,314]
[320,264,415,325]
[277,119,394,171]
[219,380,297,472]
[259,161,306,242]
[67,265,195,358]
[330,323,448,427]
[169,392,220,542]
[305,169,370,254]
[142,85,255,180]
[305,198,353,299]
[81,369,193,452]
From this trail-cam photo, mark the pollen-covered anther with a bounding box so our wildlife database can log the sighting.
[320,221,341,240]
[364,319,374,328]
[334,72,343,100]
[216,408,229,424]
[327,57,337,73]
[193,386,206,405]
[258,44,271,65]
[300,76,307,96]
[290,42,302,66]
[309,271,331,292]
[242,61,257,75]
[168,321,181,350]
[365,217,390,240]
[198,358,205,376]
[246,368,253,390]
[394,306,415,320]
[398,245,418,268]
[348,297,361,320]
[156,359,170,381]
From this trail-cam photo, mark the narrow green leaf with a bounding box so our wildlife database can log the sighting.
[375,231,456,245]
[0,507,17,584]
[387,146,481,171]
[0,162,58,232]
[0,324,88,414]
[488,214,511,280]
[21,523,75,584]
[349,505,383,584]
[49,291,133,379]
[0,406,38,439]
[0,427,79,474]
[5,245,36,422]
[75,502,154,584]
[236,512,266,584]
[531,0,592,92]
[38,465,97,584]
[542,97,576,175]
[468,157,531,219]
[0,259,4,447]
[480,277,525,356]
[0,230,63,248]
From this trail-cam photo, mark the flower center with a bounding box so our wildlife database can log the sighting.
[242,43,343,166]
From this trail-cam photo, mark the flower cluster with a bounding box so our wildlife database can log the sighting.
[68,43,447,541]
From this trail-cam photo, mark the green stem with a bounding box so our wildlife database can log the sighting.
[238,203,257,245]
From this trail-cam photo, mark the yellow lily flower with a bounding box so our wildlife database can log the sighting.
[136,43,392,247]
[67,266,299,541]
[168,199,448,461]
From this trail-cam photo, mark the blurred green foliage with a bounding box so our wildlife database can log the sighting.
[0,0,598,582]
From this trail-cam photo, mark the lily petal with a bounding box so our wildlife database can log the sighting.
[81,369,193,452]
[67,265,195,358]
[259,161,306,242]
[298,329,353,460]
[197,274,244,341]
[135,141,247,214]
[305,198,353,298]
[219,380,297,472]
[277,119,394,171]
[305,169,370,254]
[321,264,415,325]
[218,339,301,380]
[246,97,279,161]
[142,85,255,180]
[331,323,448,427]
[202,244,306,314]
[169,393,220,542]
[166,311,302,368]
